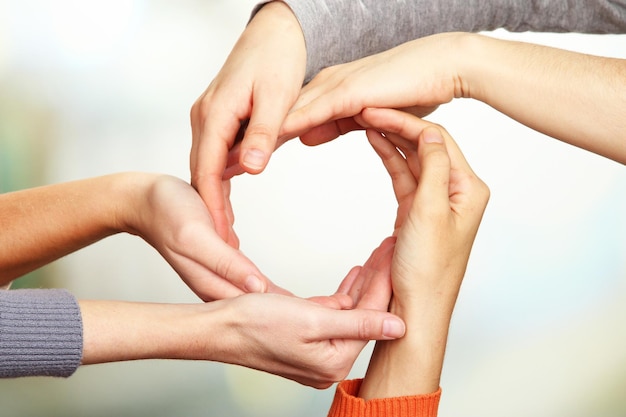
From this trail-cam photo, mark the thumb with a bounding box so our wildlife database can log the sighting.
[319,309,406,341]
[413,127,451,213]
[239,87,292,174]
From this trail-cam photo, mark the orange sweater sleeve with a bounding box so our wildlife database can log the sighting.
[327,379,441,417]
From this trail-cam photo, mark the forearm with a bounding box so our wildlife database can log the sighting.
[0,173,149,283]
[79,300,228,365]
[358,296,454,400]
[257,0,626,82]
[460,33,626,163]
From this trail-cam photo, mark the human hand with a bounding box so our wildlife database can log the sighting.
[362,108,489,307]
[122,173,289,301]
[280,33,465,146]
[357,108,489,398]
[190,1,306,244]
[80,237,404,388]
[215,237,404,388]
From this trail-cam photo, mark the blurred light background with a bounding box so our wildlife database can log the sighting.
[0,1,625,416]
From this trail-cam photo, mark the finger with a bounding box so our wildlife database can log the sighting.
[366,129,417,206]
[183,234,274,297]
[299,117,363,146]
[358,107,433,182]
[350,236,395,311]
[358,108,426,141]
[281,88,353,140]
[238,85,294,174]
[169,255,245,302]
[223,143,247,180]
[412,127,451,214]
[191,107,242,243]
[317,309,405,341]
[221,180,240,249]
[308,293,354,310]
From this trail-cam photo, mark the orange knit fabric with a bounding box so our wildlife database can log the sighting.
[327,379,441,417]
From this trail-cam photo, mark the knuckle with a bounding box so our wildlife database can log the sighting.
[477,179,491,205]
[190,89,217,122]
[244,123,276,144]
[190,96,206,121]
[357,316,374,340]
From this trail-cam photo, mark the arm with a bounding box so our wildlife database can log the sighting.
[462,33,626,163]
[77,239,406,388]
[283,32,626,164]
[327,108,490,416]
[192,0,624,242]
[267,0,626,83]
[1,227,405,384]
[79,291,402,388]
[0,172,284,300]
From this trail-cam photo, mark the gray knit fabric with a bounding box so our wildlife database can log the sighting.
[0,289,83,378]
[254,0,626,82]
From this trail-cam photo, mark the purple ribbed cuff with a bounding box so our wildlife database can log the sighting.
[0,289,83,378]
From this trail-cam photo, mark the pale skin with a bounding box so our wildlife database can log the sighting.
[354,108,490,399]
[195,18,624,257]
[0,172,406,387]
[281,32,626,164]
[0,172,282,300]
[79,237,404,389]
[189,1,306,245]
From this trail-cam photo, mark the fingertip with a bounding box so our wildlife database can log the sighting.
[422,126,444,144]
[335,293,355,310]
[382,317,406,339]
[240,148,269,174]
[244,275,266,293]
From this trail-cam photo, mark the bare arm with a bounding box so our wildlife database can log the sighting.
[284,33,626,165]
[79,244,406,388]
[0,174,129,284]
[0,172,282,300]
[463,34,626,164]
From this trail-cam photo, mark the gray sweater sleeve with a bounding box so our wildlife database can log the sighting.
[0,289,83,378]
[253,0,626,82]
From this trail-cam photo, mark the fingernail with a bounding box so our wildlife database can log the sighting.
[243,149,266,171]
[245,275,265,293]
[383,318,405,338]
[423,127,443,144]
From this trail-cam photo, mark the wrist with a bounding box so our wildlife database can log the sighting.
[251,1,306,70]
[453,32,494,102]
[256,2,301,31]
[357,298,450,400]
[108,172,159,237]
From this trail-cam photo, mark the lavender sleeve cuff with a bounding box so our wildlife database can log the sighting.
[0,289,83,378]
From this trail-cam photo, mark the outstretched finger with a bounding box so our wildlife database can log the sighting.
[316,308,405,341]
